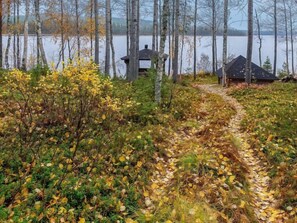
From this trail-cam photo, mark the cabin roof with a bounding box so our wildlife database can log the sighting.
[121,45,168,61]
[216,55,279,81]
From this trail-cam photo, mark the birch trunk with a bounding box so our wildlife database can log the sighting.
[255,9,262,67]
[222,0,228,87]
[155,0,169,104]
[110,9,117,78]
[211,0,217,75]
[94,0,99,65]
[105,0,111,75]
[245,0,253,85]
[128,0,139,81]
[193,0,198,80]
[172,0,179,83]
[273,0,277,77]
[22,0,29,70]
[34,0,47,66]
[0,0,2,68]
[16,0,20,69]
[152,0,158,52]
[179,0,187,75]
[289,4,294,75]
[282,0,289,75]
[75,0,80,59]
[5,0,11,69]
[13,0,16,68]
[126,0,130,56]
[60,0,65,68]
[90,0,93,57]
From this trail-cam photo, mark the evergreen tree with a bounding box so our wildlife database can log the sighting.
[263,57,272,73]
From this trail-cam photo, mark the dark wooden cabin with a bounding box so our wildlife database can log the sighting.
[216,55,279,84]
[121,45,168,76]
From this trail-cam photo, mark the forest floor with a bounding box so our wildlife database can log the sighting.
[0,66,296,222]
[197,84,287,222]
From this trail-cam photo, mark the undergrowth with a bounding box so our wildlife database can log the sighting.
[229,82,297,218]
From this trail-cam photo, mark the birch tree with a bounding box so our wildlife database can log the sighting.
[5,0,11,69]
[21,0,29,70]
[255,9,262,67]
[193,0,198,80]
[155,0,169,103]
[94,0,99,65]
[222,0,228,86]
[273,0,277,76]
[152,0,158,52]
[60,0,65,68]
[105,0,111,75]
[0,0,3,68]
[245,0,253,85]
[127,0,139,81]
[35,0,47,66]
[172,0,179,83]
[75,0,80,59]
[282,0,289,76]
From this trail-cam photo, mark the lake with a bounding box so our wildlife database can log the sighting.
[2,35,293,76]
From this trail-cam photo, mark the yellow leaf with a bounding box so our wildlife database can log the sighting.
[78,217,86,223]
[136,161,143,168]
[119,156,126,162]
[102,114,106,120]
[165,220,173,223]
[199,191,205,198]
[125,218,138,223]
[59,164,64,169]
[229,175,235,183]
[240,200,246,208]
[151,183,158,189]
[61,197,68,204]
[267,134,274,142]
[143,191,149,197]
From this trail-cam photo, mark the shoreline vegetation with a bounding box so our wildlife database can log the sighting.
[0,64,296,222]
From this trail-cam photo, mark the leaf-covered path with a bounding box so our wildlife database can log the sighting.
[197,84,287,223]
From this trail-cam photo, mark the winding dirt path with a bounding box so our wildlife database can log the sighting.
[197,84,287,223]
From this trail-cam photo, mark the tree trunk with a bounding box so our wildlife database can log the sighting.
[273,0,277,77]
[211,0,217,75]
[245,0,253,85]
[0,0,2,68]
[179,0,187,75]
[126,0,130,56]
[255,9,262,67]
[94,0,99,66]
[193,0,198,80]
[110,9,117,78]
[5,0,11,69]
[16,0,20,69]
[222,0,228,87]
[75,0,80,59]
[90,0,93,57]
[60,0,65,68]
[13,0,16,68]
[155,0,169,104]
[128,0,139,81]
[289,3,294,75]
[282,0,289,75]
[152,0,158,52]
[105,0,111,75]
[34,0,47,66]
[172,0,179,83]
[22,0,29,70]
[167,4,171,76]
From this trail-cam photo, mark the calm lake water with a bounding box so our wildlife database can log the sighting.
[2,35,293,75]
